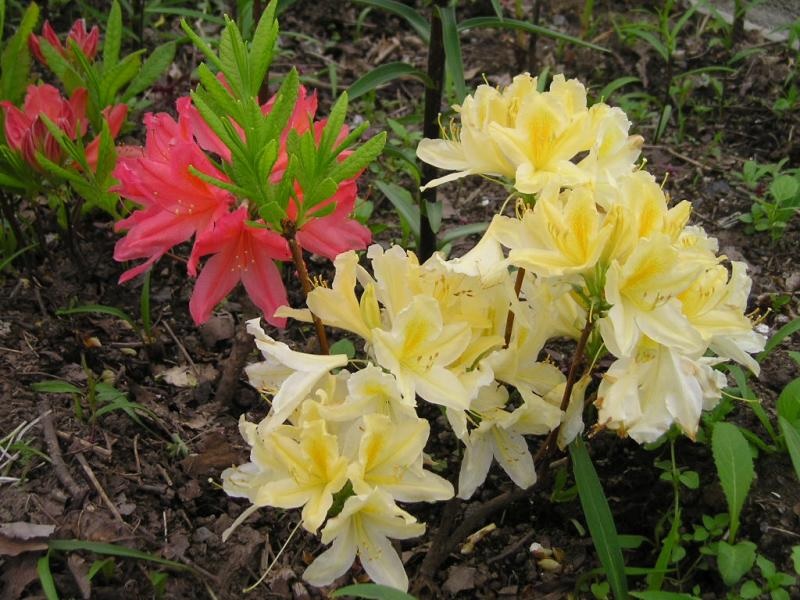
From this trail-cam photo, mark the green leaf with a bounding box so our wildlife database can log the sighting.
[37,552,59,600]
[56,304,137,328]
[596,77,640,102]
[31,381,83,395]
[145,6,225,25]
[47,540,192,572]
[791,546,800,575]
[375,181,420,239]
[770,175,799,203]
[329,132,387,183]
[777,378,800,424]
[352,0,430,42]
[329,339,356,359]
[38,38,84,93]
[458,17,608,53]
[439,5,466,103]
[739,580,761,599]
[348,62,433,101]
[779,416,800,482]
[439,222,489,246]
[425,200,442,233]
[103,1,123,72]
[332,583,417,600]
[248,0,279,96]
[758,317,800,362]
[712,422,754,543]
[180,19,224,72]
[717,540,757,586]
[679,470,700,489]
[570,436,628,599]
[0,2,39,104]
[123,41,176,101]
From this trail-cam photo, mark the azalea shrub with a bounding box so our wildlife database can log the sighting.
[220,71,765,591]
[113,5,384,326]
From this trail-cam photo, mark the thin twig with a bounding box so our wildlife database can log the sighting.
[56,430,113,460]
[162,320,199,376]
[285,230,329,354]
[75,451,125,524]
[37,398,87,501]
[503,268,526,347]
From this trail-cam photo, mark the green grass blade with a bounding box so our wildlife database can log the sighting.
[375,181,420,239]
[711,422,754,543]
[758,317,800,362]
[56,304,136,328]
[439,222,489,245]
[0,243,37,272]
[348,62,433,100]
[457,17,608,53]
[47,540,192,571]
[570,436,628,599]
[439,5,466,103]
[37,551,60,600]
[352,0,430,42]
[31,381,83,395]
[596,76,640,102]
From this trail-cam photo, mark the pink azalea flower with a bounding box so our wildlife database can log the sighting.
[187,205,291,326]
[1,84,88,169]
[113,112,233,283]
[29,19,100,65]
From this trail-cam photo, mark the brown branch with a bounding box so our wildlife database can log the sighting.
[285,231,329,354]
[503,268,526,347]
[37,398,87,501]
[416,319,595,583]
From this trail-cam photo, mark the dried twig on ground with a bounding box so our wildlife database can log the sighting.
[37,398,87,501]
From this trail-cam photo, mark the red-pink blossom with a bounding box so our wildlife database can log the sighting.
[85,104,129,171]
[29,19,100,65]
[1,84,88,169]
[187,205,291,326]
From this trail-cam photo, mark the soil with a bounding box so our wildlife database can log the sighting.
[1,1,799,599]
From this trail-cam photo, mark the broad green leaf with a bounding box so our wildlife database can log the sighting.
[712,422,754,543]
[123,41,176,101]
[348,62,433,100]
[425,199,442,233]
[0,2,39,104]
[329,339,356,359]
[439,222,488,245]
[458,17,608,53]
[777,378,800,424]
[101,51,142,107]
[31,380,82,395]
[38,38,84,93]
[739,580,761,599]
[332,583,417,600]
[375,180,420,239]
[779,416,800,482]
[771,175,799,203]
[439,5,466,103]
[103,1,123,72]
[570,436,628,599]
[791,545,800,575]
[717,540,757,586]
[352,0,430,42]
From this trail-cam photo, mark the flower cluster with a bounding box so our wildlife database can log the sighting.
[29,18,100,67]
[222,73,764,591]
[113,87,371,326]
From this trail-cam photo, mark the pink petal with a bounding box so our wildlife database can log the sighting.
[189,249,241,325]
[241,254,288,328]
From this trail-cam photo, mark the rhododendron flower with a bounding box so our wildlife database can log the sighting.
[303,488,425,591]
[1,84,87,170]
[187,206,291,326]
[29,19,100,66]
[84,104,129,171]
[113,137,233,284]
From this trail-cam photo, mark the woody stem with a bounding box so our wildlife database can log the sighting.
[503,267,526,347]
[286,233,330,355]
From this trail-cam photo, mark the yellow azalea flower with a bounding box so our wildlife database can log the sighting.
[416,74,536,190]
[244,318,348,430]
[457,383,561,499]
[257,419,348,532]
[596,339,727,443]
[348,414,453,502]
[599,234,705,357]
[494,186,612,278]
[678,262,765,374]
[489,74,594,194]
[303,488,425,591]
[371,295,473,410]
